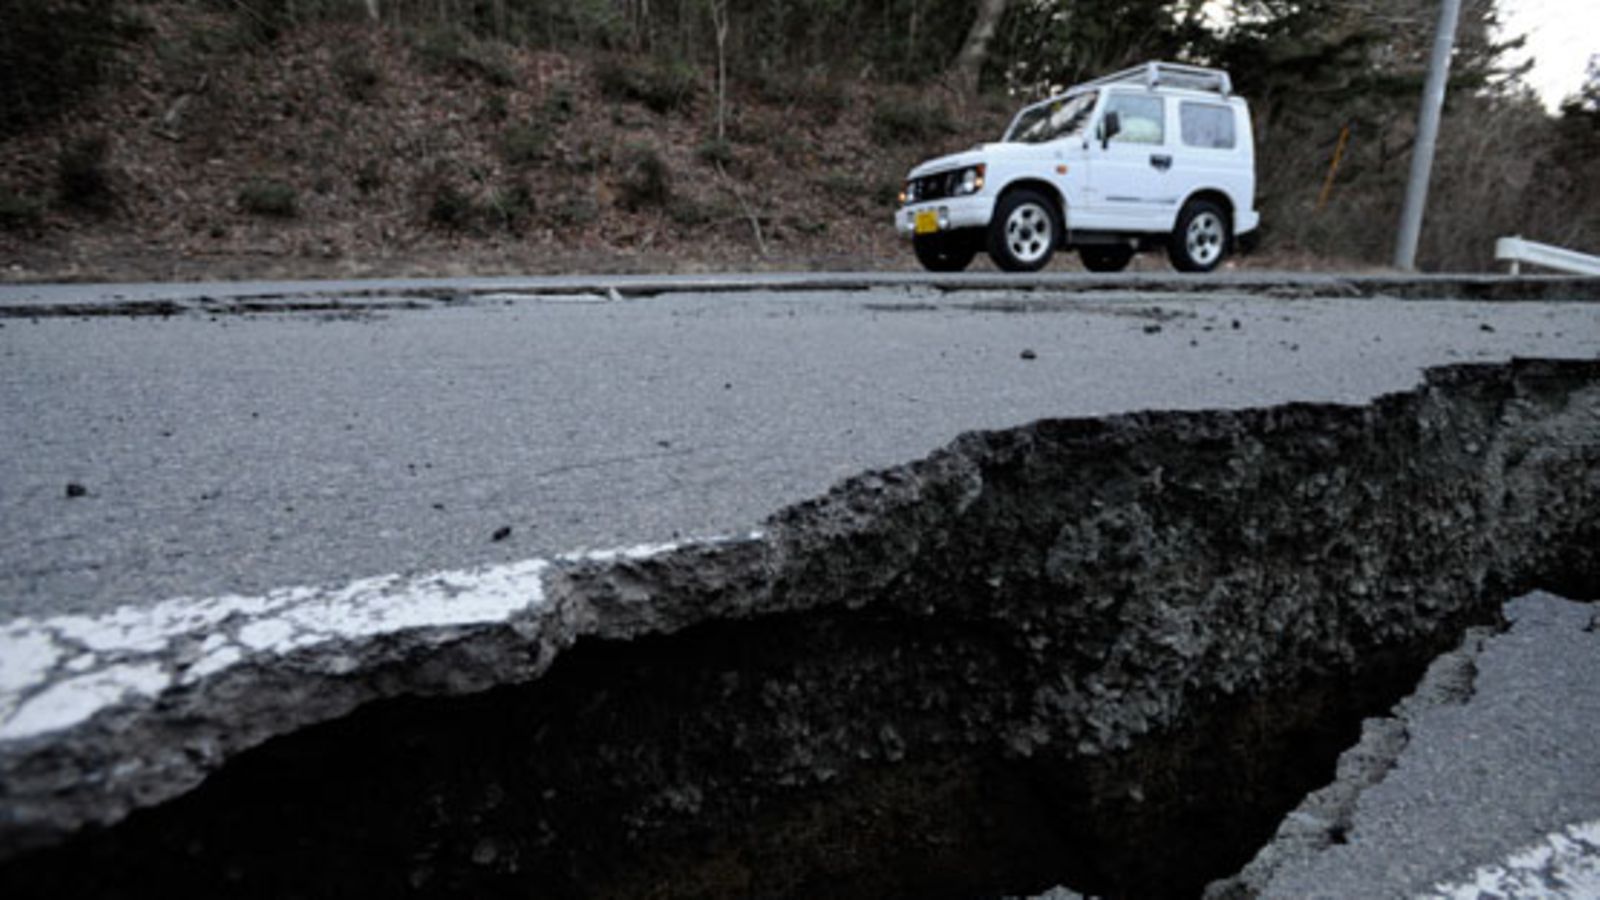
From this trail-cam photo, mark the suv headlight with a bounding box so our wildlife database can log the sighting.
[954,164,986,196]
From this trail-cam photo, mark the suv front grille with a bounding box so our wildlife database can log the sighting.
[908,169,962,204]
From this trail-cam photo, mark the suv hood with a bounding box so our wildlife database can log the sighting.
[907,147,995,180]
[907,141,1074,179]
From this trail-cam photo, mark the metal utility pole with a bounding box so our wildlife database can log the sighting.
[1394,0,1462,270]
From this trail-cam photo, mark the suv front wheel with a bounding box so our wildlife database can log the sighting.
[913,232,978,272]
[988,189,1059,272]
[1168,199,1231,272]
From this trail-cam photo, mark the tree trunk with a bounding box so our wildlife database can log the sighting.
[952,0,1008,95]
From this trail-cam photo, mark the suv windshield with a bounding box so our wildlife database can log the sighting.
[1004,91,1098,144]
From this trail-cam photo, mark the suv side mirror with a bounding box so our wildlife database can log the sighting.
[1101,111,1121,149]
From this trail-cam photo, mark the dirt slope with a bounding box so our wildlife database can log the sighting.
[1,5,1016,282]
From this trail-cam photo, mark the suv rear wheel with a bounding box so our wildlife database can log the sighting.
[1168,199,1230,272]
[913,233,978,272]
[1079,245,1134,273]
[988,189,1059,272]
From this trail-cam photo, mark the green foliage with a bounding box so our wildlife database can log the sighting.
[869,98,955,146]
[544,84,577,124]
[238,179,298,218]
[718,0,974,85]
[332,47,382,103]
[559,139,607,174]
[354,161,384,195]
[596,56,698,115]
[617,144,672,210]
[411,25,515,86]
[871,179,904,208]
[696,138,735,168]
[0,188,46,233]
[1560,57,1600,130]
[752,67,849,123]
[420,178,533,234]
[201,0,366,45]
[551,193,600,227]
[815,170,866,201]
[988,0,1231,96]
[426,182,476,230]
[0,0,140,132]
[802,78,849,125]
[57,136,116,213]
[500,122,549,167]
[667,198,714,227]
[485,183,535,233]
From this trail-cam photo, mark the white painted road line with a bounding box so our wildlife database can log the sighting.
[1423,819,1600,899]
[0,538,725,743]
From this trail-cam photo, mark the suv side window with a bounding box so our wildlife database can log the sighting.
[1180,102,1236,149]
[1104,93,1164,145]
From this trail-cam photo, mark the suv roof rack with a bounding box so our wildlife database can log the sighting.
[1084,61,1232,96]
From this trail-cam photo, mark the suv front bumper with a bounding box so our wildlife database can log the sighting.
[895,196,996,239]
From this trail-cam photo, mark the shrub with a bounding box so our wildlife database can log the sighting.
[667,198,713,227]
[485,183,534,233]
[426,182,477,230]
[870,97,954,146]
[617,144,671,210]
[332,46,381,102]
[411,25,514,87]
[696,137,735,168]
[238,179,298,217]
[0,0,139,131]
[481,93,508,121]
[595,56,697,115]
[0,188,46,233]
[57,135,115,213]
[751,67,846,124]
[499,122,548,167]
[803,78,849,125]
[354,161,383,195]
[560,141,605,173]
[544,84,576,124]
[551,193,599,227]
[816,170,866,200]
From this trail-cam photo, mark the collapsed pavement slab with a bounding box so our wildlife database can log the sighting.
[1209,590,1600,899]
[1,358,1597,898]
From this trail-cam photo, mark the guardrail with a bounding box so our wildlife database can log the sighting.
[1495,236,1600,276]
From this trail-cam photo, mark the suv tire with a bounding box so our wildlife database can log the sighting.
[913,233,978,272]
[988,189,1059,272]
[1079,245,1134,273]
[1168,199,1231,272]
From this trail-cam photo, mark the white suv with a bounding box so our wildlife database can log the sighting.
[894,62,1259,273]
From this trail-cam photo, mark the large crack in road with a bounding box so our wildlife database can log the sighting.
[1,357,1596,898]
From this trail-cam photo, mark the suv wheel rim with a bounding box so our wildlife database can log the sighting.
[1186,211,1225,266]
[1005,202,1053,265]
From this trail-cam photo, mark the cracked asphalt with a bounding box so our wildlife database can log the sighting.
[1258,591,1600,898]
[1,281,1598,620]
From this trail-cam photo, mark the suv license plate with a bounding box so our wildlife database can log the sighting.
[914,210,939,234]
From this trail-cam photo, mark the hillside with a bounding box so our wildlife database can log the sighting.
[2,1,1593,281]
[0,5,1029,281]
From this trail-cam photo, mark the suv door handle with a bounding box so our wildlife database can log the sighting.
[1150,154,1173,171]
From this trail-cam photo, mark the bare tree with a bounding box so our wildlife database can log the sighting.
[952,0,1008,95]
[364,0,379,23]
[705,0,765,254]
[709,0,729,143]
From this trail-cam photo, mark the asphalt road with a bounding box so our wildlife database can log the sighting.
[2,279,1598,620]
[1260,591,1600,899]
